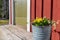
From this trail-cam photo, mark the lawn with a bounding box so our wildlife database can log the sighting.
[0,20,9,25]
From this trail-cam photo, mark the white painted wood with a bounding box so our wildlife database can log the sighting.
[27,0,30,32]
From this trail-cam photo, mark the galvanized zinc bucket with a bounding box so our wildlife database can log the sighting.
[32,25,51,40]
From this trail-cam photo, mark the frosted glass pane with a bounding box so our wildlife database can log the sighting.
[15,0,27,29]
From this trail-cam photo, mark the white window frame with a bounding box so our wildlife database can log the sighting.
[27,0,30,32]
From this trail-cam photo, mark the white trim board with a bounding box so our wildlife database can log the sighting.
[27,0,30,32]
[9,0,13,25]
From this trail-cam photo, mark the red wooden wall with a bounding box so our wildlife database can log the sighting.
[31,0,60,40]
[52,0,60,40]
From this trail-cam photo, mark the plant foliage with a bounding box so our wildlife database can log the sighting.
[32,17,53,26]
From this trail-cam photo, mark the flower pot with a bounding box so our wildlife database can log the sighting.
[32,25,51,40]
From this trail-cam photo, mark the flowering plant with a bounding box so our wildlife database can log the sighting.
[32,17,54,26]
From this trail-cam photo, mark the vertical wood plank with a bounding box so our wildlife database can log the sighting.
[30,0,35,32]
[52,0,60,40]
[36,0,42,17]
[51,31,59,40]
[30,0,35,21]
[53,0,60,32]
[43,0,51,19]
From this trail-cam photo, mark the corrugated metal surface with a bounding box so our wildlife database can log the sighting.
[32,25,51,40]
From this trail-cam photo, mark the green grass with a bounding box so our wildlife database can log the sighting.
[0,20,9,25]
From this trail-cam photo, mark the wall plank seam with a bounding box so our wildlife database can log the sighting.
[51,0,53,20]
[35,0,36,19]
[41,0,44,18]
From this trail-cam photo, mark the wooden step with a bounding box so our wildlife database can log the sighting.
[0,25,32,40]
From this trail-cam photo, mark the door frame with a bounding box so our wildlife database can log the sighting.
[9,0,31,32]
[9,0,13,24]
[27,0,30,32]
